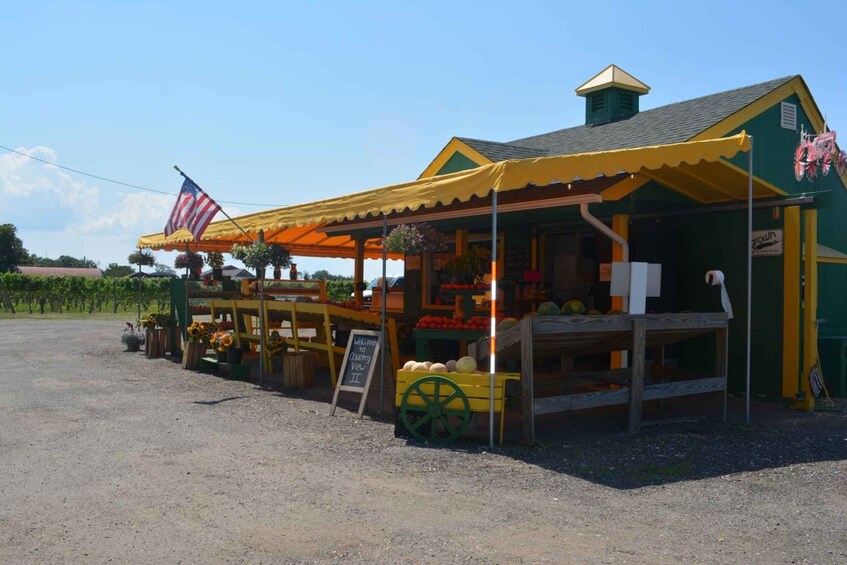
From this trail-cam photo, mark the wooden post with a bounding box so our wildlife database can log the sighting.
[798,209,817,411]
[628,318,646,433]
[611,214,629,369]
[782,206,801,400]
[715,326,728,422]
[353,239,365,304]
[520,316,535,444]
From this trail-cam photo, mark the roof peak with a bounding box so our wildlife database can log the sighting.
[576,64,650,96]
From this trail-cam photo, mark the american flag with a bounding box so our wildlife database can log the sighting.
[164,178,221,240]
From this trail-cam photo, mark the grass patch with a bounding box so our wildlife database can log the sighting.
[0,311,133,321]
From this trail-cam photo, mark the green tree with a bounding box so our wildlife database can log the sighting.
[0,224,30,272]
[153,263,176,275]
[28,254,97,268]
[103,263,134,277]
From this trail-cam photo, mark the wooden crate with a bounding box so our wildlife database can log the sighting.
[283,352,316,389]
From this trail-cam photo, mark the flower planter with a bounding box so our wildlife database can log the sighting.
[216,349,228,362]
[226,347,243,365]
[146,328,166,358]
[182,341,205,370]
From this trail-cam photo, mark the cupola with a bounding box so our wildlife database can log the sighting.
[575,65,650,126]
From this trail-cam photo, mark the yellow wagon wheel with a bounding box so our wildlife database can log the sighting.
[400,375,471,444]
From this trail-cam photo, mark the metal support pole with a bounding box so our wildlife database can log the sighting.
[490,190,498,448]
[258,231,265,386]
[379,214,388,418]
[746,137,753,424]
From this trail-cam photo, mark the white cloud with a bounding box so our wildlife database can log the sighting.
[0,145,186,265]
[0,146,99,216]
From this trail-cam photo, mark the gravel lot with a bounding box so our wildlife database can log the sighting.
[1,319,845,564]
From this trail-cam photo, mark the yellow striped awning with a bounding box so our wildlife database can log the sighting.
[138,133,761,254]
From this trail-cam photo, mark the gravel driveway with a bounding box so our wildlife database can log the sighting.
[1,319,845,564]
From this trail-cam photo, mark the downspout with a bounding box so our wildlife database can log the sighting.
[581,202,629,368]
[579,202,628,263]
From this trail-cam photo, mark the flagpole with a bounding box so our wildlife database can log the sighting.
[173,165,254,243]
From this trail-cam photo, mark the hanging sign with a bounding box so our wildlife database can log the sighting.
[751,229,783,256]
[330,330,382,418]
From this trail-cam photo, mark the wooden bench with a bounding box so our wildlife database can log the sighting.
[395,370,519,444]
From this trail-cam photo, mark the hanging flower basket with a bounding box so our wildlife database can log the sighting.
[384,223,446,255]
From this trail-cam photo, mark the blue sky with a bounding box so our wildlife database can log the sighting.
[2,1,845,278]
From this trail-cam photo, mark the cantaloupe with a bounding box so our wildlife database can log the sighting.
[606,309,625,315]
[586,309,602,316]
[455,356,477,373]
[445,359,457,372]
[536,301,560,316]
[561,300,586,315]
[412,362,428,371]
[403,360,416,370]
[430,363,448,373]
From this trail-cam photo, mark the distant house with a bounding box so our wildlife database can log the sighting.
[16,266,102,278]
[127,271,176,279]
[201,265,254,280]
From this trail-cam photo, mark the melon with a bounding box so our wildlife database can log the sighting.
[403,360,416,370]
[430,363,448,373]
[586,309,602,316]
[423,361,433,369]
[455,356,477,374]
[445,359,457,372]
[561,300,586,315]
[412,362,428,371]
[497,317,519,332]
[536,301,560,316]
[606,309,625,315]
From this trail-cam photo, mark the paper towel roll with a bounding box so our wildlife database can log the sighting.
[705,270,733,319]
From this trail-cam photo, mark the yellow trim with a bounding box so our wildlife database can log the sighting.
[692,76,847,191]
[782,206,801,400]
[610,215,628,369]
[676,164,756,201]
[797,209,817,411]
[818,256,847,265]
[601,174,649,201]
[418,137,493,179]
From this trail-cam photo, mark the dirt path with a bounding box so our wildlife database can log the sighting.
[0,319,845,564]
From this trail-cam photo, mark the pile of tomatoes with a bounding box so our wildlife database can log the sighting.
[440,283,488,291]
[415,315,491,331]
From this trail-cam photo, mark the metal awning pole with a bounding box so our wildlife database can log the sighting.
[380,214,388,418]
[489,189,498,448]
[746,137,753,424]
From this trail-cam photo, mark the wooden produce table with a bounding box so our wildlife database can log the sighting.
[413,328,488,361]
[476,313,729,443]
[211,299,400,388]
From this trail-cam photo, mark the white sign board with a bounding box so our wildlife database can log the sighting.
[752,229,783,256]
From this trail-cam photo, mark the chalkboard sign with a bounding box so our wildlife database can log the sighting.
[330,330,383,418]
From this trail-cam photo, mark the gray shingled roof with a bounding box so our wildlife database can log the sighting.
[457,138,547,161]
[460,76,796,162]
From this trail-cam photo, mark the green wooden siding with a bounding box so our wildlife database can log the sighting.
[436,151,480,176]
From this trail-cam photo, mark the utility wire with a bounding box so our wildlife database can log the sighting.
[0,144,283,208]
